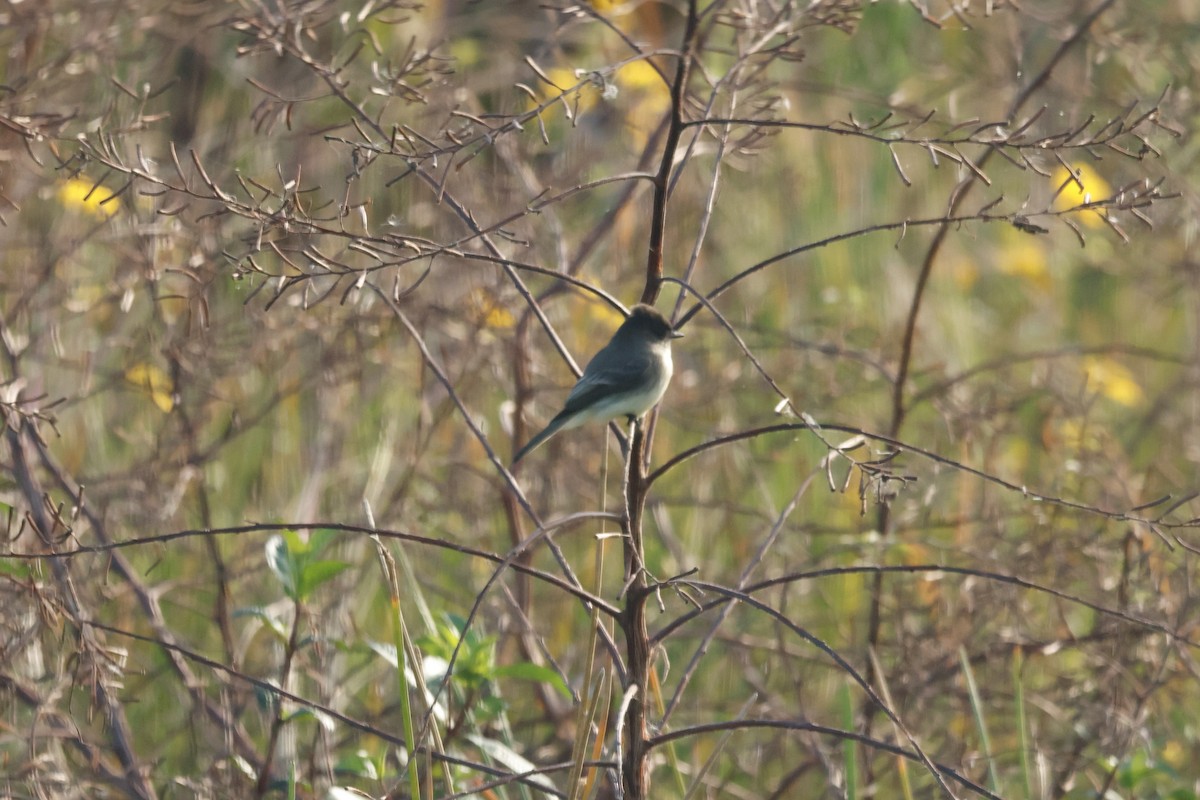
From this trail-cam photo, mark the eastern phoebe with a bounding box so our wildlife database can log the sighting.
[512,304,683,465]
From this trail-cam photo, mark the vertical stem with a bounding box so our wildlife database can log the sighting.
[640,0,699,307]
[620,421,651,798]
[255,602,303,798]
[623,1,699,795]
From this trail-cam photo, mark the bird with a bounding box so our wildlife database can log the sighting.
[511,304,683,465]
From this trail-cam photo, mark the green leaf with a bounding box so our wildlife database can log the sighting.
[493,662,571,698]
[232,606,288,639]
[265,531,350,602]
[333,750,380,781]
[307,528,340,552]
[295,558,351,598]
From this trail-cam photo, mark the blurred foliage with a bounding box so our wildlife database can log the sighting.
[1,1,1198,799]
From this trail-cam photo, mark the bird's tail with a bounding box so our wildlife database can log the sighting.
[510,414,569,466]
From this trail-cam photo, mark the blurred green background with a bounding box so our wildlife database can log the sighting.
[1,1,1198,798]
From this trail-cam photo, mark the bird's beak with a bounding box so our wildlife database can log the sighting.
[670,329,684,339]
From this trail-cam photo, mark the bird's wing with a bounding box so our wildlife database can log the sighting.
[559,347,654,416]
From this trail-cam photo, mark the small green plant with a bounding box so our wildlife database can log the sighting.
[416,613,569,735]
[265,529,352,603]
[1066,750,1198,800]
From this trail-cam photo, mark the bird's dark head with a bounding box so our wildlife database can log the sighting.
[624,304,683,342]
